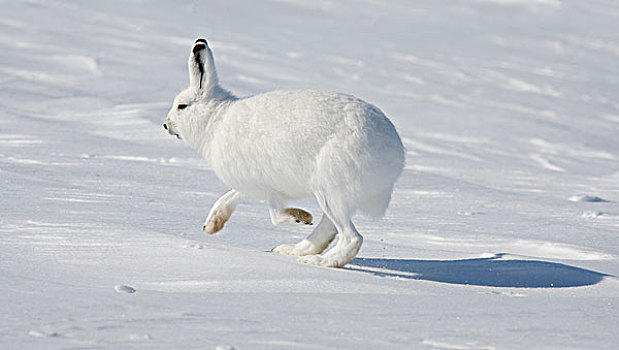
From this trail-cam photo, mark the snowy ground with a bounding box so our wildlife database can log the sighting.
[2,0,619,349]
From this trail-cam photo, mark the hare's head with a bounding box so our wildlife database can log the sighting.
[163,38,219,140]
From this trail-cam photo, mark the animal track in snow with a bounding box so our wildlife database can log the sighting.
[582,211,604,219]
[128,333,151,341]
[114,284,136,294]
[182,242,204,250]
[28,330,61,338]
[569,194,609,202]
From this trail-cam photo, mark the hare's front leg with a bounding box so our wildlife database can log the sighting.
[203,189,244,234]
[267,193,313,227]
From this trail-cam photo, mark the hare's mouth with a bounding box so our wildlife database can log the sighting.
[163,123,182,139]
[168,129,182,140]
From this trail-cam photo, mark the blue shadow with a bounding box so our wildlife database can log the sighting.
[347,254,608,288]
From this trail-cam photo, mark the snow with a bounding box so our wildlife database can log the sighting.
[1,0,619,349]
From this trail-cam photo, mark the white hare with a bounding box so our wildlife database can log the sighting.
[163,38,404,267]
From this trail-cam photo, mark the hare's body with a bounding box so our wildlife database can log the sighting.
[164,39,404,267]
[206,90,402,211]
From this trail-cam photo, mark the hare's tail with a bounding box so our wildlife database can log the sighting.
[359,186,394,219]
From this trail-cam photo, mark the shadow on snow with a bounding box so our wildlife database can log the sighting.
[347,254,608,288]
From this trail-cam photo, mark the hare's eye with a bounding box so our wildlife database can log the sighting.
[178,104,188,110]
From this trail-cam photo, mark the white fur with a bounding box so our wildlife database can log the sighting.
[164,38,405,267]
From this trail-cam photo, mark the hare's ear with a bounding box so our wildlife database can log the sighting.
[188,38,217,91]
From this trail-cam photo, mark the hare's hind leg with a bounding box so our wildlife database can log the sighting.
[267,192,313,227]
[203,189,244,234]
[299,194,362,268]
[272,213,337,256]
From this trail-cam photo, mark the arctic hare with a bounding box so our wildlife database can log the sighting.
[163,38,404,267]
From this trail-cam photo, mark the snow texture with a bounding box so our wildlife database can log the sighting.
[1,0,619,349]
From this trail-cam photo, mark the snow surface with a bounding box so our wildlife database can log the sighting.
[2,0,619,349]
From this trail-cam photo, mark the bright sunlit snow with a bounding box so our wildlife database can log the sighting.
[1,1,619,349]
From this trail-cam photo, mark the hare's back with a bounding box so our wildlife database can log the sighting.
[209,90,400,198]
[236,90,389,136]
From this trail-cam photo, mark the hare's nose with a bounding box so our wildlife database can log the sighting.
[163,123,168,130]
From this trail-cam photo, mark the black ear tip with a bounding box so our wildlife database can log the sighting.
[193,43,206,54]
[193,38,208,53]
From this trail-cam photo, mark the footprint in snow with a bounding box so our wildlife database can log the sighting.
[115,284,136,294]
[569,194,609,203]
[582,211,604,219]
[182,242,204,250]
[128,333,151,341]
[29,330,61,338]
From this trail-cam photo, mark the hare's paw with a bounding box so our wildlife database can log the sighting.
[272,244,296,255]
[283,208,313,225]
[203,211,228,234]
[298,254,340,267]
[203,219,224,234]
[298,239,360,268]
[298,254,346,268]
[272,239,324,256]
